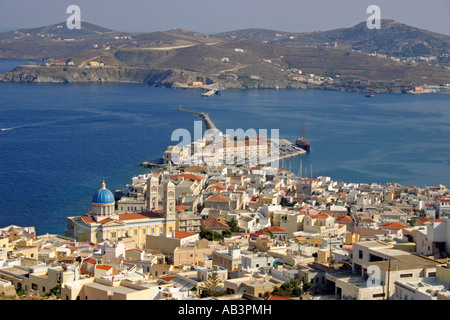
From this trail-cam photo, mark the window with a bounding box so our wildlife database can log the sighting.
[359,250,363,259]
[400,273,413,278]
[428,272,436,277]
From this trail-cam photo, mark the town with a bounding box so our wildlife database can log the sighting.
[1,153,449,300]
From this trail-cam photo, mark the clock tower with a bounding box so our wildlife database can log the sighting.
[163,180,176,221]
[146,176,159,212]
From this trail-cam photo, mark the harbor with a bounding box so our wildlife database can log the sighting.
[142,106,307,168]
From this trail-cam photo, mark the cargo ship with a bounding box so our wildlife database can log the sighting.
[295,119,310,152]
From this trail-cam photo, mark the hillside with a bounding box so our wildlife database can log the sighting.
[0,21,449,92]
[0,22,221,60]
[214,20,450,57]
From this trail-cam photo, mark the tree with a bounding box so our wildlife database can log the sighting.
[203,269,222,297]
[222,228,232,238]
[271,279,305,297]
[302,282,313,294]
[227,218,240,232]
[45,285,61,299]
[200,228,213,240]
[200,228,223,241]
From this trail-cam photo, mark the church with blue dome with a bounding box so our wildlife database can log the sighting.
[66,177,177,249]
[91,180,117,220]
[92,181,115,204]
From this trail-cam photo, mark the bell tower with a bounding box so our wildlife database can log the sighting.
[146,176,159,212]
[163,180,176,221]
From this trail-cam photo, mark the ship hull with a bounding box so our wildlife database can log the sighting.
[296,138,310,152]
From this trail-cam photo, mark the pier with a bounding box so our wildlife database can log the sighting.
[170,107,306,167]
[177,106,218,130]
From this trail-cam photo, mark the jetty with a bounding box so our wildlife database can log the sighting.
[177,106,218,130]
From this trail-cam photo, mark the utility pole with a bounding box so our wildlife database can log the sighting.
[386,257,391,300]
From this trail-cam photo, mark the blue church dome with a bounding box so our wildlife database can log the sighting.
[92,180,115,204]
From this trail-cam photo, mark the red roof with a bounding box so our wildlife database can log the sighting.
[171,173,203,181]
[83,257,97,265]
[160,275,176,282]
[208,185,227,191]
[95,264,113,271]
[417,218,445,223]
[206,194,230,202]
[266,295,294,300]
[380,222,408,229]
[266,226,286,233]
[173,231,198,239]
[119,211,163,221]
[176,205,190,212]
[336,216,354,223]
[202,217,229,229]
[81,210,163,224]
[250,231,271,238]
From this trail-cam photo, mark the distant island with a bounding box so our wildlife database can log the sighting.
[0,19,449,94]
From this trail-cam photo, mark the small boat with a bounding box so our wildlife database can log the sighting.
[365,92,375,98]
[201,89,217,97]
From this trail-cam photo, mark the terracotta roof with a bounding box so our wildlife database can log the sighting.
[119,211,163,221]
[95,264,113,271]
[336,216,354,223]
[160,275,176,282]
[250,231,271,238]
[176,205,190,212]
[380,222,408,229]
[83,257,97,265]
[206,193,230,203]
[266,295,294,300]
[202,217,229,229]
[171,173,203,181]
[417,218,445,224]
[173,231,198,239]
[266,226,286,233]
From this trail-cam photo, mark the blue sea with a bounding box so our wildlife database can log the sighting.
[0,59,449,235]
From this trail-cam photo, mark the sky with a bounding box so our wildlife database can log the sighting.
[0,0,449,35]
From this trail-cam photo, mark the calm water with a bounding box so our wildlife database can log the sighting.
[0,60,449,235]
